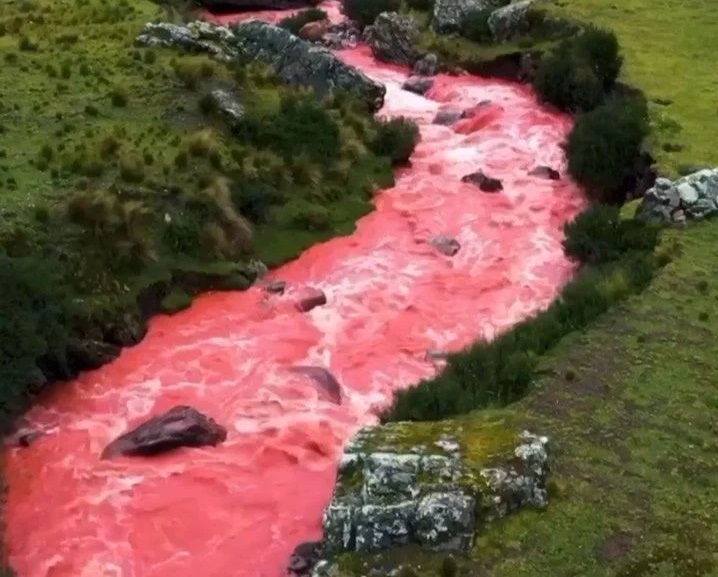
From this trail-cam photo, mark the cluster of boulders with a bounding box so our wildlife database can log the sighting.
[431,0,537,42]
[289,427,550,576]
[135,20,386,111]
[637,168,718,225]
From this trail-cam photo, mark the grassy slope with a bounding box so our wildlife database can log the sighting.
[0,0,391,319]
[336,1,718,575]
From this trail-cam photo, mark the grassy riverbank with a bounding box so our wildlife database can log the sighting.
[334,0,718,574]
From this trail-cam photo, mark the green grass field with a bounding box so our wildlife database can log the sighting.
[333,1,718,575]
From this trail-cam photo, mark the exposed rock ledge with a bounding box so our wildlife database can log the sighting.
[300,421,550,576]
[135,20,386,111]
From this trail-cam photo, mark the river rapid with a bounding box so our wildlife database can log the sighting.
[4,5,585,577]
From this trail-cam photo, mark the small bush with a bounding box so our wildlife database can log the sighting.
[534,45,604,112]
[281,200,332,231]
[18,36,38,51]
[440,556,458,577]
[566,97,649,203]
[110,88,128,107]
[461,9,493,43]
[118,154,145,182]
[161,289,193,314]
[563,204,660,265]
[574,25,622,88]
[370,117,420,165]
[340,0,401,28]
[278,8,328,35]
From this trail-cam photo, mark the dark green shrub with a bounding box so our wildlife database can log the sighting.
[233,182,280,224]
[534,45,604,112]
[0,254,73,424]
[236,91,341,163]
[110,88,128,107]
[370,117,420,165]
[461,9,493,43]
[440,555,459,577]
[278,8,327,35]
[566,97,649,203]
[281,200,332,231]
[340,0,401,28]
[563,204,660,265]
[574,25,622,88]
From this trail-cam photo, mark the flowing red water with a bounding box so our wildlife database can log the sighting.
[4,6,586,577]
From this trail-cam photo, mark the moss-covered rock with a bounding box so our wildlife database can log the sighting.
[317,422,550,571]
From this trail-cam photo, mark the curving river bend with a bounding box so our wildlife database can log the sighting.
[4,5,585,577]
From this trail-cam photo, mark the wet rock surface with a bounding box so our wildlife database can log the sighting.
[461,170,503,192]
[637,168,718,224]
[529,165,560,180]
[288,365,343,404]
[135,20,385,111]
[412,53,438,76]
[313,426,550,569]
[402,76,434,95]
[295,287,328,312]
[430,235,461,256]
[101,405,227,459]
[363,12,420,67]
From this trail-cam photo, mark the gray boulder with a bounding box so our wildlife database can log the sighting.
[430,235,461,256]
[135,20,386,111]
[413,53,438,76]
[402,76,434,95]
[209,89,245,127]
[433,109,464,125]
[432,0,506,34]
[363,12,420,67]
[101,405,227,459]
[637,168,718,224]
[488,0,536,43]
[318,424,550,560]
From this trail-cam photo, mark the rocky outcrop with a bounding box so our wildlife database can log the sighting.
[298,20,331,42]
[208,89,245,126]
[316,426,549,568]
[461,170,503,192]
[402,76,434,95]
[430,235,461,256]
[363,12,420,67]
[288,366,343,404]
[135,20,386,111]
[431,0,506,34]
[637,168,718,224]
[321,21,362,50]
[101,406,227,459]
[487,0,536,43]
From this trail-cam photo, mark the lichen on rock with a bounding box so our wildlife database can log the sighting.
[318,422,551,570]
[637,167,718,224]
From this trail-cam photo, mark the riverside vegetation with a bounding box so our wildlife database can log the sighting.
[0,0,420,427]
[2,0,718,576]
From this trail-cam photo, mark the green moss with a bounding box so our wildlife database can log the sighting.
[160,288,193,314]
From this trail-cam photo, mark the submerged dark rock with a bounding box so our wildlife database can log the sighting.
[461,170,503,192]
[295,288,327,312]
[430,235,461,256]
[288,365,342,404]
[413,53,438,76]
[433,108,463,126]
[101,405,227,459]
[264,279,287,294]
[67,338,121,371]
[529,165,560,180]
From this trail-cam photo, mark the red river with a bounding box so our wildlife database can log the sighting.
[3,4,585,576]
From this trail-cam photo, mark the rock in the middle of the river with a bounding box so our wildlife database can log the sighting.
[101,405,227,459]
[363,12,420,67]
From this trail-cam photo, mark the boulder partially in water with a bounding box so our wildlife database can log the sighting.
[461,170,503,192]
[402,76,434,95]
[315,423,550,568]
[135,20,386,111]
[288,365,342,404]
[430,235,461,256]
[101,405,227,459]
[295,287,327,312]
[529,165,560,180]
[363,12,420,67]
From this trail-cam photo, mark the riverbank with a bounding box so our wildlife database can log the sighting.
[328,0,718,573]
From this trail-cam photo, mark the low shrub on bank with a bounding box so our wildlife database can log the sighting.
[278,8,328,35]
[381,203,662,423]
[405,0,433,10]
[0,254,73,427]
[370,116,420,165]
[460,9,494,44]
[567,97,649,204]
[340,0,401,28]
[534,26,622,113]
